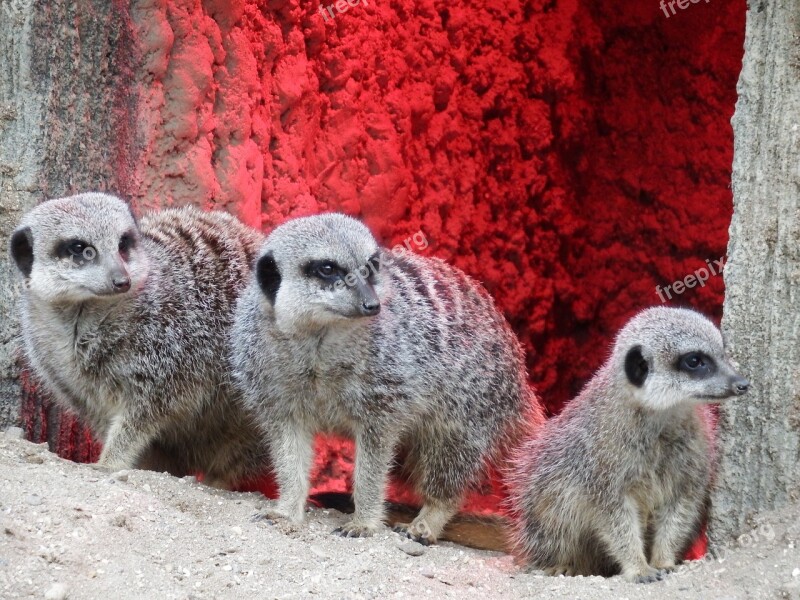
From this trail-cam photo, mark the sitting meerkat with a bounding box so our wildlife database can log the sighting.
[230,213,543,543]
[9,192,270,487]
[507,306,750,583]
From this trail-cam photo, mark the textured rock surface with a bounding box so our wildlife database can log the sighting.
[121,0,744,411]
[712,0,800,545]
[2,0,746,548]
[0,0,39,428]
[0,0,138,441]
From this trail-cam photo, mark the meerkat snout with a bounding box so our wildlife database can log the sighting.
[356,279,380,316]
[360,300,380,316]
[111,273,131,293]
[107,257,132,293]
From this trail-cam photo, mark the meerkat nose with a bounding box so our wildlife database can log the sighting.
[360,299,380,316]
[731,377,750,395]
[112,275,131,293]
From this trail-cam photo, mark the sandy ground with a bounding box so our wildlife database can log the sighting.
[1,429,798,600]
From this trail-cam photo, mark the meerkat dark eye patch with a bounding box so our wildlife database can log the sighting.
[624,345,649,387]
[256,252,281,305]
[54,238,96,266]
[118,231,137,257]
[677,352,715,378]
[366,252,381,280]
[305,260,345,283]
[10,227,34,277]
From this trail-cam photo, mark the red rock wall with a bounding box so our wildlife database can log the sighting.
[22,0,745,555]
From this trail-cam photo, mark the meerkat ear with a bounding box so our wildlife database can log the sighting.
[10,227,34,278]
[624,345,649,387]
[256,252,280,305]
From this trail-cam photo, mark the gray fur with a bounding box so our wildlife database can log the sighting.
[9,192,269,487]
[230,213,543,542]
[508,306,750,583]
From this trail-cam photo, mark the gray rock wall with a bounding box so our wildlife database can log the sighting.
[711,0,800,544]
[0,0,138,429]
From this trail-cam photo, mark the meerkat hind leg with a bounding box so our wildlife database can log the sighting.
[394,429,480,545]
[97,414,159,472]
[137,442,195,479]
[393,499,459,545]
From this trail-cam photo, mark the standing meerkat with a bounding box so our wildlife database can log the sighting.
[507,307,750,583]
[9,192,270,487]
[230,213,542,542]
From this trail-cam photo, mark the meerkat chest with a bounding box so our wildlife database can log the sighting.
[26,305,124,429]
[625,418,706,511]
[274,331,383,427]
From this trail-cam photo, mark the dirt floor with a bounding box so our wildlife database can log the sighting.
[1,428,797,600]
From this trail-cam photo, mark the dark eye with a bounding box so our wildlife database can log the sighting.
[317,263,335,278]
[68,241,86,256]
[678,352,714,377]
[305,260,343,282]
[684,355,702,369]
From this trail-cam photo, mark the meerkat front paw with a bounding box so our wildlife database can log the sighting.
[649,560,676,572]
[392,521,436,546]
[96,453,131,472]
[624,566,670,584]
[251,503,305,524]
[333,520,379,538]
[544,565,579,577]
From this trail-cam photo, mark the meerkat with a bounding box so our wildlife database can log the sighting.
[230,213,543,542]
[9,192,270,487]
[507,306,750,583]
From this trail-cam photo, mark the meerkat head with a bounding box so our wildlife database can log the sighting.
[9,193,149,305]
[612,306,750,410]
[254,213,385,333]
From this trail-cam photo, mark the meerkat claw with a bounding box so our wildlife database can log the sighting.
[393,522,434,545]
[545,566,577,577]
[250,508,286,523]
[333,522,376,538]
[632,567,670,584]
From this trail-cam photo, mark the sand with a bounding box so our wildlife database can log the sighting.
[1,428,797,600]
